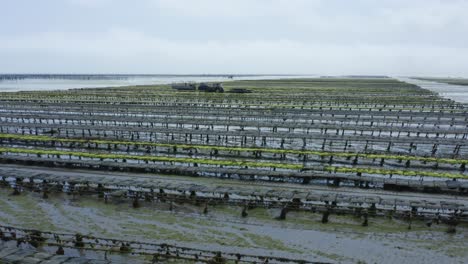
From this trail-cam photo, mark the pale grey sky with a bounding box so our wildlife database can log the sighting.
[1,0,468,76]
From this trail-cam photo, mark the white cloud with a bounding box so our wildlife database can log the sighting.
[1,0,468,75]
[1,28,467,76]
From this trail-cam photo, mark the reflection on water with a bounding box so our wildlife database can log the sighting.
[396,77,468,104]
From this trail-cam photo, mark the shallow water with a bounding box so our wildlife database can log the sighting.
[0,75,314,92]
[397,77,468,104]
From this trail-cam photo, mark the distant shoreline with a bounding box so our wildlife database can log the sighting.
[0,74,315,92]
[0,74,295,81]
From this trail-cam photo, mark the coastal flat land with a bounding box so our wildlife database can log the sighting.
[0,78,467,263]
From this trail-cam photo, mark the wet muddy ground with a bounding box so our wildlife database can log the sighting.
[1,188,467,263]
[1,78,467,263]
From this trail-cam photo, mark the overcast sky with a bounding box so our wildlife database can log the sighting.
[1,0,468,76]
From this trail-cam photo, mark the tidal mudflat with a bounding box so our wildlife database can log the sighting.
[0,77,467,263]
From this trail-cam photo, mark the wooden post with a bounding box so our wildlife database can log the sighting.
[277,207,287,220]
[241,205,248,218]
[321,207,330,224]
[362,209,369,227]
